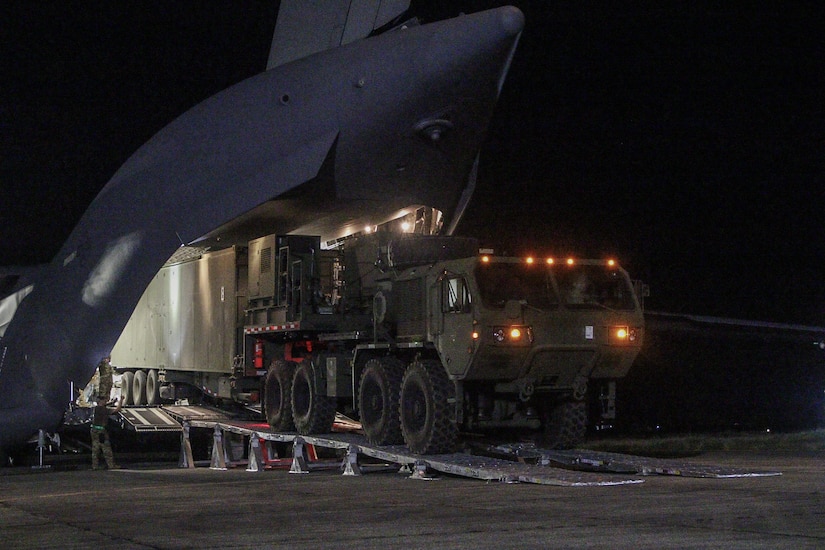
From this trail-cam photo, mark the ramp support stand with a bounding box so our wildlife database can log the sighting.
[289,437,310,474]
[209,425,228,470]
[179,422,195,469]
[31,429,51,470]
[342,444,362,476]
[246,434,265,472]
[409,459,439,480]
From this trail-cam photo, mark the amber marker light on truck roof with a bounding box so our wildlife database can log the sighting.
[566,258,575,265]
[525,256,534,264]
[546,257,554,265]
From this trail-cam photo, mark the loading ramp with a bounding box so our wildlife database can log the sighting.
[179,419,781,486]
[115,405,234,433]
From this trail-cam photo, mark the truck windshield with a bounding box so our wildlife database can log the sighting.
[475,262,558,310]
[554,265,636,310]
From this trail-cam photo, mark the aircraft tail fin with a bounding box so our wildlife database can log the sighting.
[267,0,411,69]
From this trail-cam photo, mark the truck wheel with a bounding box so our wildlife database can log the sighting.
[541,399,587,449]
[121,371,134,406]
[399,360,457,454]
[358,357,405,445]
[146,369,160,406]
[264,360,296,431]
[291,359,335,435]
[132,369,147,406]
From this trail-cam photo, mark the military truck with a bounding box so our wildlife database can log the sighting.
[111,223,643,453]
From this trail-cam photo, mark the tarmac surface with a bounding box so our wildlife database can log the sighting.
[1,450,824,549]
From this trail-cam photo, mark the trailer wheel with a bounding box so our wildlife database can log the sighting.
[358,357,405,445]
[264,360,296,431]
[399,360,457,454]
[291,359,335,435]
[541,399,587,450]
[132,369,147,406]
[145,369,160,406]
[121,371,134,406]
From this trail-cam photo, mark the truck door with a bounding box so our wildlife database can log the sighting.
[435,274,475,377]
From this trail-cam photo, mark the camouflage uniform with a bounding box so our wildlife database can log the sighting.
[97,356,113,400]
[90,401,119,469]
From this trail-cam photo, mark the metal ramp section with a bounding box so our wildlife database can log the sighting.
[161,405,235,423]
[117,405,235,433]
[117,407,182,433]
[178,420,782,484]
[180,420,646,486]
[538,448,782,478]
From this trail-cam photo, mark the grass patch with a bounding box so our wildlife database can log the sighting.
[582,429,825,457]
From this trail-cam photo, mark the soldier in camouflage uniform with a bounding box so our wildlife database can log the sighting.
[91,395,123,470]
[96,355,113,401]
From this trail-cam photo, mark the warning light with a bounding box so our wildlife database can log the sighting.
[610,326,641,344]
[481,255,490,263]
[608,259,616,266]
[491,325,532,344]
[472,331,480,340]
[525,257,534,264]
[566,258,575,266]
[546,258,554,265]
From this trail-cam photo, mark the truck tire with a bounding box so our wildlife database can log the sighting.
[399,360,457,454]
[121,371,134,406]
[541,399,587,449]
[146,369,160,406]
[358,357,405,445]
[264,360,296,432]
[132,369,147,406]
[291,359,336,435]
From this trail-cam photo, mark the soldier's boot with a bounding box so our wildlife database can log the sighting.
[103,441,119,470]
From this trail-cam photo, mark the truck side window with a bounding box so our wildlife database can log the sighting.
[443,276,471,313]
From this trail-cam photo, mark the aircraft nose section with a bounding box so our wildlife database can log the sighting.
[421,6,524,97]
[498,5,527,37]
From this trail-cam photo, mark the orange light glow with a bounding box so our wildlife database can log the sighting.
[526,257,534,264]
[566,258,575,265]
[616,328,628,339]
[546,258,554,265]
[510,328,522,339]
[481,255,490,263]
[608,259,616,266]
[472,331,480,340]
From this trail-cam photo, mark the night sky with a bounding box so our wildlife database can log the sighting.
[2,1,823,325]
